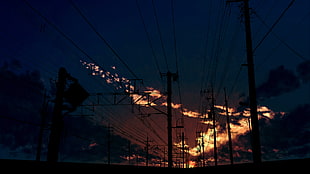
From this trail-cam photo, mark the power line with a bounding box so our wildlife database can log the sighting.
[253,0,296,53]
[68,0,139,79]
[199,0,213,93]
[135,0,162,76]
[21,0,99,66]
[203,0,229,91]
[83,93,165,147]
[68,3,169,146]
[254,11,308,61]
[171,0,178,74]
[13,0,154,158]
[151,0,169,71]
[0,114,41,127]
[0,32,58,77]
[171,0,185,138]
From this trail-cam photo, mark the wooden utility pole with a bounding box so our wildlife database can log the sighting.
[243,0,262,164]
[47,67,67,162]
[228,0,262,164]
[224,88,234,164]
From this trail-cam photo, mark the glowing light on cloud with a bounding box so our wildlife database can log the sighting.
[182,108,201,118]
[258,106,276,119]
[80,60,164,107]
[183,105,285,159]
[88,142,98,148]
[161,102,182,109]
[80,60,131,91]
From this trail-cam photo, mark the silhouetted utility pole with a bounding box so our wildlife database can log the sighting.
[181,132,185,168]
[228,0,262,164]
[196,131,205,167]
[243,0,261,164]
[211,88,217,166]
[47,67,67,162]
[161,71,178,168]
[36,90,48,161]
[224,88,234,164]
[47,67,89,163]
[145,136,150,167]
[128,140,131,165]
[107,124,113,165]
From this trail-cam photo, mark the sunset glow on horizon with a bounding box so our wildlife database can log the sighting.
[81,60,288,167]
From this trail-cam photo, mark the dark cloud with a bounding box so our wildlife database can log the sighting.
[202,101,310,164]
[0,60,148,163]
[0,60,45,157]
[59,117,144,164]
[257,65,300,100]
[229,104,310,162]
[296,60,310,83]
[260,104,310,160]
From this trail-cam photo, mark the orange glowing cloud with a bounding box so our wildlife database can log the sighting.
[180,105,284,159]
[88,142,98,148]
[161,102,182,109]
[182,108,201,118]
[257,105,276,119]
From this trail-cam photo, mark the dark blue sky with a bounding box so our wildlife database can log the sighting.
[1,0,309,109]
[0,0,309,167]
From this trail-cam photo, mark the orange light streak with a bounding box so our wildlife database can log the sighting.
[182,108,201,118]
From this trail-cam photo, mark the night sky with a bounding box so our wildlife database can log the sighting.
[0,0,309,167]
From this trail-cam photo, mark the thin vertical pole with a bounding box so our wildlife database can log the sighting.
[224,88,234,164]
[201,133,205,167]
[146,136,149,167]
[107,124,112,165]
[181,132,185,168]
[36,90,47,161]
[211,88,217,166]
[128,140,131,165]
[167,71,173,168]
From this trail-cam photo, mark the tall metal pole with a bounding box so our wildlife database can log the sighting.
[243,0,262,164]
[167,71,173,168]
[162,71,177,168]
[47,67,67,162]
[227,0,262,164]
